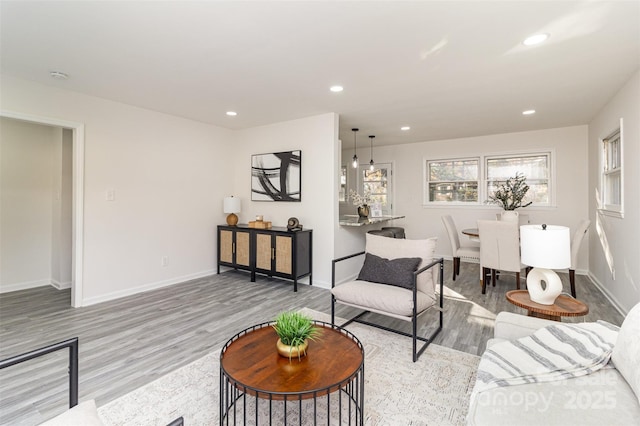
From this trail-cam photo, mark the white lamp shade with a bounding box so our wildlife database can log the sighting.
[223,196,241,214]
[520,225,570,269]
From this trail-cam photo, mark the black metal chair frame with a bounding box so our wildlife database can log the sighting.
[0,337,79,409]
[331,254,444,362]
[0,338,185,426]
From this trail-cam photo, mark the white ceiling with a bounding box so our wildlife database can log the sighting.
[1,1,639,146]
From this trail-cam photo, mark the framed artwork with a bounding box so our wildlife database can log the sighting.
[251,150,301,202]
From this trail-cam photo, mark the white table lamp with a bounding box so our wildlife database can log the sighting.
[520,224,570,305]
[223,196,241,226]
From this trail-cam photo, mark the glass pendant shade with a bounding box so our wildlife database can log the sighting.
[351,128,359,168]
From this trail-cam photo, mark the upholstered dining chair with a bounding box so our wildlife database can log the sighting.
[477,219,523,294]
[442,215,480,281]
[569,219,591,298]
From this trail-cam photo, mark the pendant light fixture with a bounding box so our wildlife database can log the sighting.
[368,135,375,171]
[351,128,359,168]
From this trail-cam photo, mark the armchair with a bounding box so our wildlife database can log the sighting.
[331,233,444,362]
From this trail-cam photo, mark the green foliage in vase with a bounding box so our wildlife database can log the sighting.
[272,311,322,348]
[487,173,533,210]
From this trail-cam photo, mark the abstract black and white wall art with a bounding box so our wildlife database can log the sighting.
[251,150,301,201]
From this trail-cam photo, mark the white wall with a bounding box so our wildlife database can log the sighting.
[50,128,73,289]
[588,70,640,314]
[1,75,235,305]
[0,118,57,291]
[232,113,339,288]
[339,125,590,274]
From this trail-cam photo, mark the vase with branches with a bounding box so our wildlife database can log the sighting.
[487,173,532,210]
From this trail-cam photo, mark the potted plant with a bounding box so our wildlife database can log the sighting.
[487,173,532,217]
[349,189,374,218]
[272,311,322,360]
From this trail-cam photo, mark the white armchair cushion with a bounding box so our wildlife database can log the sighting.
[331,280,434,319]
[612,302,640,403]
[39,400,103,426]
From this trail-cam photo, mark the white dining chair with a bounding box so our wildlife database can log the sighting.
[477,219,523,294]
[442,215,480,281]
[569,219,591,298]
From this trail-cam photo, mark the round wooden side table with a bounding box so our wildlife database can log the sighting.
[506,290,589,321]
[219,321,364,425]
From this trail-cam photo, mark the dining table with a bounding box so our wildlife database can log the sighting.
[461,228,479,238]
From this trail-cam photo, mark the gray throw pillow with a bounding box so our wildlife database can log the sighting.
[357,253,422,289]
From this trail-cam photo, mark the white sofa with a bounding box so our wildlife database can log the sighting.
[467,304,640,425]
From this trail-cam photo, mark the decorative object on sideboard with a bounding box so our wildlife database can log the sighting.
[248,215,272,229]
[287,217,303,232]
[351,128,359,168]
[223,196,241,226]
[487,172,532,211]
[520,224,571,305]
[349,189,373,218]
[251,150,301,202]
[272,311,322,361]
[368,135,375,171]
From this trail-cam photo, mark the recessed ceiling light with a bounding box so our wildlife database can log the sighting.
[522,109,536,115]
[401,126,411,131]
[330,85,344,93]
[523,33,549,46]
[226,111,237,116]
[49,71,69,80]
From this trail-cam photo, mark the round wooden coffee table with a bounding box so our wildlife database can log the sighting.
[219,321,364,425]
[506,290,589,321]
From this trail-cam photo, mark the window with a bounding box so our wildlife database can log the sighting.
[601,125,623,215]
[426,158,479,203]
[486,154,550,205]
[360,163,393,215]
[339,166,347,202]
[424,151,553,207]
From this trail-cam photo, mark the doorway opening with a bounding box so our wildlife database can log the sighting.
[0,110,85,307]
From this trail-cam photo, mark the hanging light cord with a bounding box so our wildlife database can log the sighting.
[351,128,359,168]
[369,135,375,170]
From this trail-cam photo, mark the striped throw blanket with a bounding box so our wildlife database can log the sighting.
[473,321,619,395]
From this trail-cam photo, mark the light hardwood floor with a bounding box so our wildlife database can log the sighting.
[0,261,624,425]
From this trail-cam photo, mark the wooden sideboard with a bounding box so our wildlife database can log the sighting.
[217,225,312,292]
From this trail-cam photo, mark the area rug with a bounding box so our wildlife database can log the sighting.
[98,309,480,425]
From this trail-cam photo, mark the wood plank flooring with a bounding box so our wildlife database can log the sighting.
[0,261,624,425]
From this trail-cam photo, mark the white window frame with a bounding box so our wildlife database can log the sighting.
[423,149,555,208]
[423,157,480,205]
[485,151,554,208]
[599,119,624,218]
[358,162,394,215]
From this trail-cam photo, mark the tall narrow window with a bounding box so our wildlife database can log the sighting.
[339,166,347,202]
[602,127,622,213]
[360,163,393,215]
[426,158,479,203]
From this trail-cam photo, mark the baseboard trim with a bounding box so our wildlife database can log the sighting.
[0,279,51,294]
[82,269,216,306]
[51,280,72,290]
[587,272,628,316]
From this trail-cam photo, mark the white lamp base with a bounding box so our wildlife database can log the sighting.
[526,268,563,305]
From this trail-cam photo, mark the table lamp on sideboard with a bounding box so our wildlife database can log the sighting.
[223,196,241,226]
[520,224,571,305]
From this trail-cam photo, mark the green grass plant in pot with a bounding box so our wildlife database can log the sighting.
[272,311,322,361]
